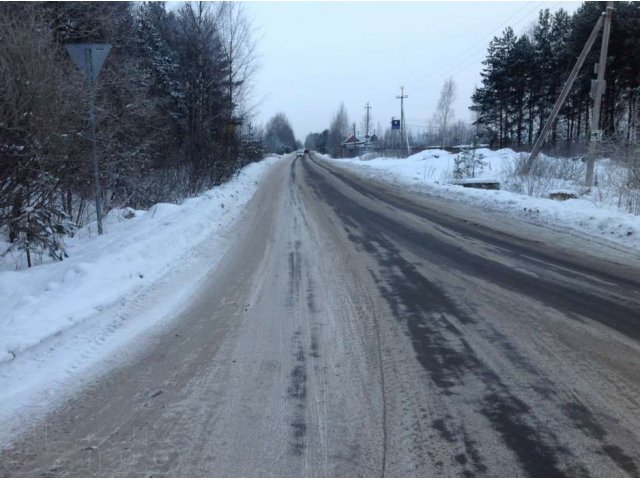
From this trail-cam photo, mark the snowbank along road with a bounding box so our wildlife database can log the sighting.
[3,153,640,476]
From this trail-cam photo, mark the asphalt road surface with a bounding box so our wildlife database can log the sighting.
[3,153,640,476]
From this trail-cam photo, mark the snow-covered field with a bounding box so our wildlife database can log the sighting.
[0,155,283,446]
[328,148,640,252]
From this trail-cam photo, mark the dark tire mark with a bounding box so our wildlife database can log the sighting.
[562,402,639,475]
[562,402,607,441]
[601,445,640,476]
[479,393,565,477]
[288,331,308,456]
[287,243,302,307]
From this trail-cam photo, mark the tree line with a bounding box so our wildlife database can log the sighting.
[261,102,354,158]
[303,103,350,158]
[303,96,477,158]
[471,2,640,153]
[0,1,262,267]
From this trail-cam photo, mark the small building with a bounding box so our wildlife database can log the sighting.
[342,132,382,157]
[341,134,362,149]
[341,133,364,157]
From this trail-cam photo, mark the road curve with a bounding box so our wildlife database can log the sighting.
[2,154,640,476]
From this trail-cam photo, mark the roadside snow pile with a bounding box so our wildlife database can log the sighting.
[333,148,509,184]
[0,156,282,364]
[330,149,640,251]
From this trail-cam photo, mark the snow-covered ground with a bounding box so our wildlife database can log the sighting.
[0,155,283,446]
[327,148,640,252]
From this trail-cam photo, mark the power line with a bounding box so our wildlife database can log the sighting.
[403,1,545,92]
[406,0,563,96]
[425,1,565,91]
[408,1,566,131]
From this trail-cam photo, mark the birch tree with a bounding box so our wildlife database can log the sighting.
[435,77,456,148]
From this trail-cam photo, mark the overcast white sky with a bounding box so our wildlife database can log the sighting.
[244,1,581,141]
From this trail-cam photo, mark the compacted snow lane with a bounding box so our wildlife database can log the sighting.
[3,154,640,476]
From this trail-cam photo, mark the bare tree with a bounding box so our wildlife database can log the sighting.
[328,103,349,157]
[263,113,296,154]
[434,77,456,148]
[220,2,260,122]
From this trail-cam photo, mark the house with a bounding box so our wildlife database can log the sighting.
[341,133,379,156]
[341,133,363,150]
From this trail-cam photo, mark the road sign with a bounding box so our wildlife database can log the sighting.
[391,119,401,130]
[65,43,112,236]
[66,44,112,83]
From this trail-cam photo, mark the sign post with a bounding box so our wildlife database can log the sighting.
[66,43,111,235]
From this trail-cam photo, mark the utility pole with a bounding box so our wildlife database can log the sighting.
[364,103,372,154]
[586,1,614,187]
[396,86,411,156]
[364,102,372,138]
[525,8,608,173]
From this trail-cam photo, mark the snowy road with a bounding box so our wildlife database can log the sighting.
[3,153,640,476]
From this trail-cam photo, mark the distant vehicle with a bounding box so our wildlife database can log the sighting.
[304,149,310,154]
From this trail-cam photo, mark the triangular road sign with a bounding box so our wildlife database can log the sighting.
[66,43,112,83]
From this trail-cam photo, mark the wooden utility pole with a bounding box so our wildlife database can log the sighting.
[526,11,606,172]
[364,102,372,138]
[586,1,615,186]
[396,86,410,155]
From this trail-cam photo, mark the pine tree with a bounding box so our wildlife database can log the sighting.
[471,2,640,153]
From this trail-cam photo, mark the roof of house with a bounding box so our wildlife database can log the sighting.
[342,134,360,144]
